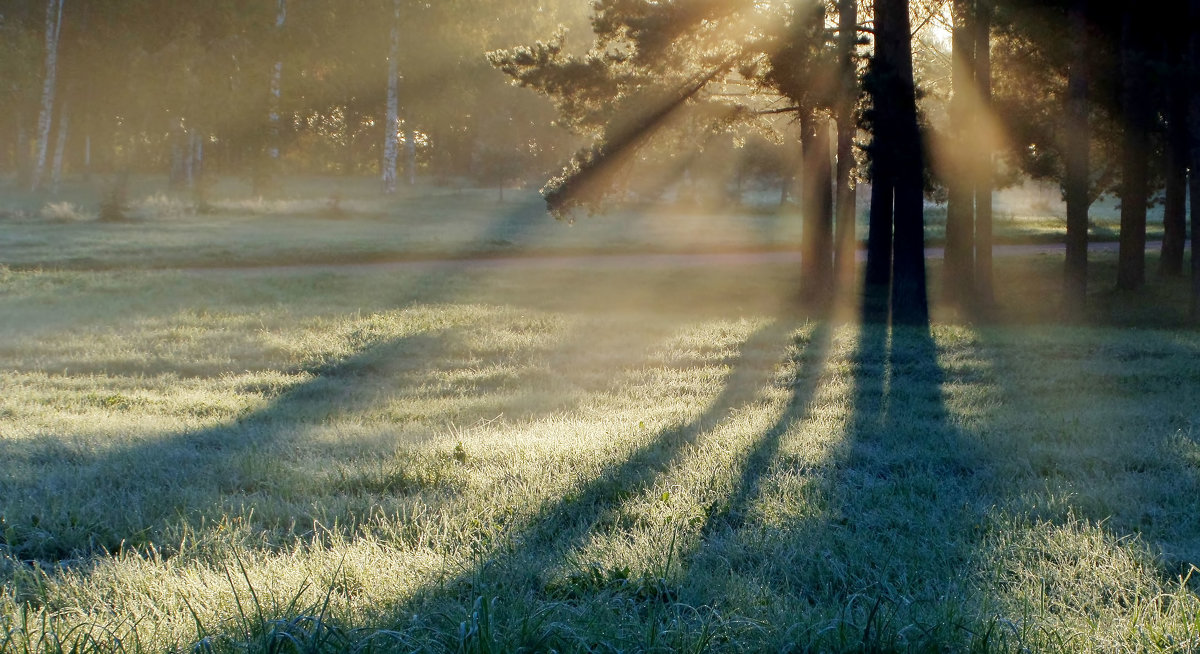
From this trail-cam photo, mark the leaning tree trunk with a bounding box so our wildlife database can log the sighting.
[972,0,994,309]
[382,0,401,193]
[1064,0,1090,317]
[1117,5,1150,291]
[833,0,858,287]
[943,0,976,308]
[31,0,64,191]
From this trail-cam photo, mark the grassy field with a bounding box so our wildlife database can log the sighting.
[2,179,1199,652]
[0,175,1167,271]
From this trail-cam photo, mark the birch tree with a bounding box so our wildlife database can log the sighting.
[267,0,286,163]
[382,0,401,193]
[31,0,64,190]
[50,99,67,191]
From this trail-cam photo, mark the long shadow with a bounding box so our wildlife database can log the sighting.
[389,318,804,606]
[677,323,998,648]
[0,324,461,563]
[795,323,996,646]
[386,198,557,309]
[694,323,834,538]
[0,307,671,564]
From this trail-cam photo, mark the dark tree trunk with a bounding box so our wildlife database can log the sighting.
[801,110,835,304]
[1117,6,1150,291]
[1064,0,1090,316]
[1161,25,1189,277]
[1190,0,1200,319]
[879,0,928,326]
[972,0,994,308]
[834,0,858,287]
[943,0,976,308]
[864,160,893,322]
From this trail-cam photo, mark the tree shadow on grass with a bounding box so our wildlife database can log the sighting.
[0,306,677,564]
[386,318,807,607]
[679,322,1001,650]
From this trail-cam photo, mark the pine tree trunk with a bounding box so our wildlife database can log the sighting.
[1117,6,1149,291]
[972,0,994,308]
[382,0,401,193]
[879,0,928,326]
[1064,0,1090,316]
[50,100,68,192]
[833,0,858,286]
[31,0,64,191]
[800,110,834,305]
[943,0,975,308]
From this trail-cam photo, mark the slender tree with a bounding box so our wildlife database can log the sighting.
[1190,0,1200,318]
[30,0,64,190]
[1116,4,1149,291]
[1160,5,1189,277]
[833,0,859,285]
[800,109,834,303]
[265,0,286,182]
[943,0,976,308]
[1063,0,1090,315]
[972,0,994,307]
[382,0,401,193]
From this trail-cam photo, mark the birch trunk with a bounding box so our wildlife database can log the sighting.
[32,0,64,191]
[405,128,416,186]
[50,100,68,192]
[267,0,286,162]
[382,0,401,193]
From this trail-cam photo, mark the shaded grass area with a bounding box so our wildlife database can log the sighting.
[2,252,1200,652]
